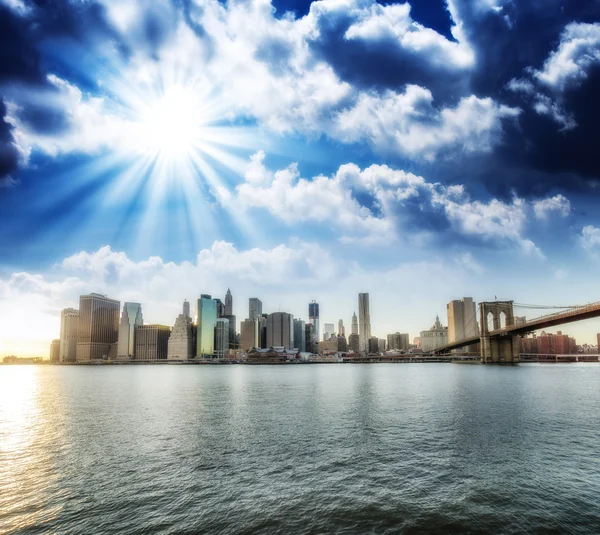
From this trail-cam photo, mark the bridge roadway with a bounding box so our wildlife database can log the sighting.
[434,300,600,354]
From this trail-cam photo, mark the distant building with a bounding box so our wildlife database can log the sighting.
[222,314,237,348]
[50,339,60,362]
[368,337,379,354]
[76,293,120,361]
[536,331,576,355]
[413,337,421,348]
[168,301,194,360]
[387,332,410,351]
[338,319,345,337]
[249,298,262,322]
[348,333,360,353]
[378,338,386,352]
[309,301,320,347]
[358,293,371,352]
[351,312,358,335]
[247,347,298,363]
[59,308,79,363]
[520,335,538,354]
[135,325,170,360]
[240,319,259,351]
[117,302,143,360]
[294,319,306,352]
[338,335,348,352]
[447,297,478,352]
[197,295,218,359]
[319,338,338,354]
[214,298,225,318]
[515,316,527,325]
[267,312,294,349]
[305,323,316,353]
[214,318,230,359]
[420,315,448,352]
[225,288,233,316]
[323,323,335,341]
[259,314,268,349]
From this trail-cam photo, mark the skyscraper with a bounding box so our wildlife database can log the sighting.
[59,307,79,363]
[240,319,259,351]
[351,312,358,335]
[447,297,478,351]
[293,319,306,352]
[305,323,315,353]
[117,302,143,360]
[222,314,237,349]
[76,293,120,361]
[197,295,217,359]
[135,325,170,360]
[183,299,190,319]
[168,302,194,360]
[214,318,230,359]
[266,312,294,349]
[249,298,262,321]
[358,293,371,352]
[225,288,233,316]
[215,298,225,318]
[338,319,345,337]
[50,339,60,362]
[309,301,319,346]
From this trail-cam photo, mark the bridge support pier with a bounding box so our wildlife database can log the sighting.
[479,301,520,364]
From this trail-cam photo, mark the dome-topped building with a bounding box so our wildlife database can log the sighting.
[420,315,448,352]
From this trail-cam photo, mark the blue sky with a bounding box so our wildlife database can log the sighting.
[1,0,600,355]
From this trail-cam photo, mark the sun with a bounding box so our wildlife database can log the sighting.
[133,84,206,159]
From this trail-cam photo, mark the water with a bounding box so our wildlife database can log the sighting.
[1,364,599,534]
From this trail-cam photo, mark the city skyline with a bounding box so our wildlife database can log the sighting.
[1,1,600,356]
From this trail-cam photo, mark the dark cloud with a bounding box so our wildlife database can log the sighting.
[255,38,295,75]
[0,99,19,186]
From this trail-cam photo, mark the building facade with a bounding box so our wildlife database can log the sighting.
[183,299,190,319]
[309,301,319,347]
[387,332,410,351]
[420,315,449,352]
[348,333,360,353]
[117,302,143,360]
[135,325,170,360]
[351,312,358,335]
[249,298,262,322]
[293,319,306,352]
[323,323,335,341]
[59,307,79,363]
[358,293,371,352]
[266,312,294,349]
[76,293,120,361]
[240,319,259,351]
[214,318,230,359]
[225,288,233,316]
[50,339,60,362]
[197,295,218,359]
[168,302,194,360]
[305,323,315,353]
[447,297,478,352]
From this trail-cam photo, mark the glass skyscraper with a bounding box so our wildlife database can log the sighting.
[117,302,143,359]
[76,293,120,361]
[249,298,262,321]
[197,294,217,359]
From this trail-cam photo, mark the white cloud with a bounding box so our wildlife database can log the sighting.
[535,22,600,91]
[532,194,571,220]
[580,225,600,251]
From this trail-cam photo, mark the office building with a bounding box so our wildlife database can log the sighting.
[305,323,315,353]
[214,318,230,359]
[59,308,79,363]
[348,333,360,352]
[168,302,194,360]
[387,332,410,351]
[358,293,371,352]
[222,314,237,349]
[536,331,576,355]
[368,337,379,353]
[135,325,170,360]
[197,295,218,359]
[50,339,60,362]
[338,319,345,337]
[293,319,306,352]
[249,298,262,321]
[447,297,478,350]
[225,288,233,316]
[76,293,120,361]
[309,301,320,346]
[378,338,386,352]
[323,323,335,341]
[351,312,358,335]
[240,319,260,351]
[420,315,448,352]
[338,335,348,352]
[260,314,268,349]
[117,302,143,360]
[215,298,225,318]
[266,312,294,349]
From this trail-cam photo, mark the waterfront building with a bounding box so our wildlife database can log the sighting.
[117,302,143,360]
[222,314,237,348]
[260,314,268,349]
[420,316,448,352]
[323,323,335,341]
[59,308,79,363]
[249,298,262,321]
[135,325,170,360]
[520,335,538,354]
[536,331,576,355]
[294,319,306,352]
[309,301,320,346]
[240,319,259,351]
[197,295,218,359]
[266,312,294,349]
[225,288,233,316]
[447,297,478,352]
[168,302,194,360]
[378,338,386,352]
[351,312,358,335]
[358,293,371,352]
[337,335,348,352]
[387,332,410,351]
[76,293,120,361]
[214,318,230,359]
[304,323,315,353]
[319,338,338,354]
[348,333,360,352]
[50,339,60,362]
[368,337,379,354]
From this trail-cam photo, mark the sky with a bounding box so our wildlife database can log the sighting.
[1,0,600,356]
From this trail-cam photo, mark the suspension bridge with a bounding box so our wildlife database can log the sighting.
[433,300,600,363]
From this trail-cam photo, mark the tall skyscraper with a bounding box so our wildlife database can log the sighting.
[76,293,120,361]
[197,295,218,359]
[59,307,79,363]
[293,319,306,352]
[135,325,170,360]
[358,293,371,352]
[240,319,259,351]
[215,298,225,318]
[351,312,358,335]
[222,314,237,348]
[266,312,294,349]
[214,318,230,359]
[168,304,194,360]
[447,297,478,351]
[117,302,143,360]
[348,333,360,353]
[309,301,319,346]
[338,319,345,337]
[225,288,233,316]
[305,323,315,353]
[249,298,262,321]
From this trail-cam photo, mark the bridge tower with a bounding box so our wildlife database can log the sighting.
[479,301,520,364]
